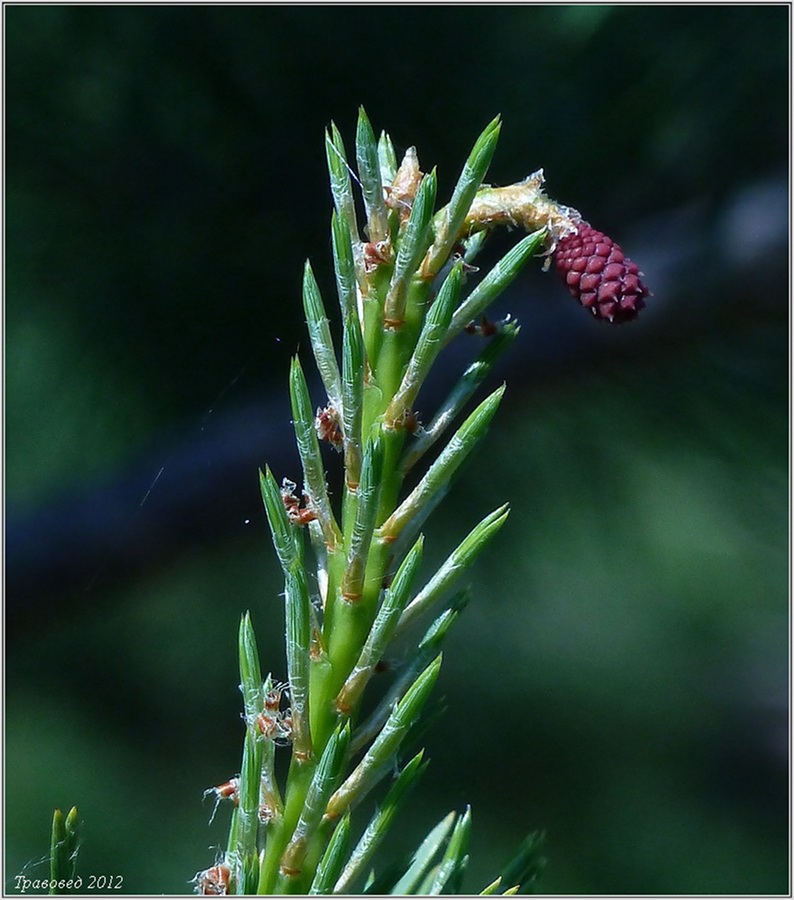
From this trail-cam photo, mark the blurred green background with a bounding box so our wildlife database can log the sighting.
[6,5,788,895]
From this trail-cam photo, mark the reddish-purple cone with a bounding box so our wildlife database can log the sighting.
[553,223,650,323]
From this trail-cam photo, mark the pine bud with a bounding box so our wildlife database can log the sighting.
[553,223,649,323]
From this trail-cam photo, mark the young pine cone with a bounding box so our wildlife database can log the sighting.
[553,223,650,323]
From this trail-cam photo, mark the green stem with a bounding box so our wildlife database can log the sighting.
[257,758,316,893]
[242,113,562,896]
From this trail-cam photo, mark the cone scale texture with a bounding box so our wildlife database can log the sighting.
[553,223,650,323]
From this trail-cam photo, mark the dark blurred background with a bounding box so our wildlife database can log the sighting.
[6,5,789,895]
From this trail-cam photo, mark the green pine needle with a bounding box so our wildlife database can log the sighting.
[385,261,464,426]
[337,534,424,714]
[302,259,343,410]
[424,806,472,894]
[447,228,546,339]
[49,807,79,893]
[341,308,365,488]
[356,107,389,243]
[424,115,502,277]
[334,751,428,893]
[325,655,442,820]
[259,466,301,575]
[396,503,509,635]
[401,322,520,473]
[278,724,352,888]
[377,130,398,186]
[378,385,505,543]
[326,124,358,243]
[331,209,359,320]
[289,355,342,549]
[238,611,264,720]
[285,565,313,762]
[384,170,438,327]
[309,812,353,895]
